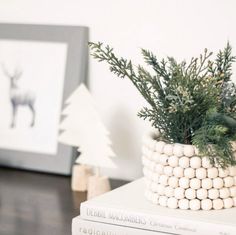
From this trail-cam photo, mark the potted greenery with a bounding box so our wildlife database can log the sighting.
[89,42,236,210]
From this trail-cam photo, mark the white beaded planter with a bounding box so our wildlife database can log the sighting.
[142,130,236,211]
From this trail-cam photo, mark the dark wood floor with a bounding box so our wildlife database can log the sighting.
[0,167,127,235]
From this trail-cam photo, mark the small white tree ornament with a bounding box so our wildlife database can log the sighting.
[58,83,116,196]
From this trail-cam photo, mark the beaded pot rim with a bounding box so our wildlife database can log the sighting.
[143,130,199,158]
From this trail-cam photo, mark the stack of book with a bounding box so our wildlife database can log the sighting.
[72,178,236,235]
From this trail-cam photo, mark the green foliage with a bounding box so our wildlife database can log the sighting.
[192,109,236,167]
[89,42,236,167]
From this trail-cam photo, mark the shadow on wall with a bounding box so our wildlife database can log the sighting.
[104,105,143,180]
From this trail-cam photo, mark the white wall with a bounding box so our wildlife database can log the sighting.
[0,0,236,180]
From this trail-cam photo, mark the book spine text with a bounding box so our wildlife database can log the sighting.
[80,203,236,235]
[72,217,174,235]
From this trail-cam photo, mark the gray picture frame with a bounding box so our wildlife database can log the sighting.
[0,23,88,175]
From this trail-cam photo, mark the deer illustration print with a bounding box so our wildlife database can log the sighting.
[1,64,36,128]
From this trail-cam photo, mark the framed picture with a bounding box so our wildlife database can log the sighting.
[0,23,88,174]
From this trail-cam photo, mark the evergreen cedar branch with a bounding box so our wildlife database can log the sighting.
[89,42,236,168]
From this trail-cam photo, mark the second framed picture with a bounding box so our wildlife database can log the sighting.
[0,23,88,174]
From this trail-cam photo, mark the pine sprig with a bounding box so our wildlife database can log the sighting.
[89,41,236,167]
[192,108,236,167]
[215,42,236,82]
[89,42,157,109]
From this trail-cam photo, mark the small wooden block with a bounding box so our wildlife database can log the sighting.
[178,198,189,210]
[159,195,168,207]
[189,199,200,210]
[159,175,169,186]
[201,199,213,210]
[185,188,196,200]
[155,141,166,153]
[157,184,165,195]
[208,188,219,199]
[213,198,223,210]
[218,168,229,178]
[184,168,195,178]
[179,177,190,189]
[168,155,179,167]
[167,197,178,209]
[201,178,213,190]
[196,188,208,200]
[179,157,190,169]
[190,157,201,169]
[163,166,173,176]
[165,186,174,197]
[174,187,185,199]
[71,164,92,192]
[202,157,212,169]
[189,178,201,190]
[223,198,233,209]
[207,168,219,179]
[224,176,234,187]
[173,167,184,178]
[173,144,184,157]
[155,164,164,174]
[213,177,224,189]
[87,175,111,199]
[230,186,236,197]
[163,144,173,156]
[196,168,207,180]
[159,154,169,166]
[168,176,179,188]
[219,188,230,199]
[184,145,195,157]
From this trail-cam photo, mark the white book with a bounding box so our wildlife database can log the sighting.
[72,216,174,235]
[80,178,236,235]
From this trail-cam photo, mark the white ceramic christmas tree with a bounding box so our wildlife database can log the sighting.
[58,83,116,197]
